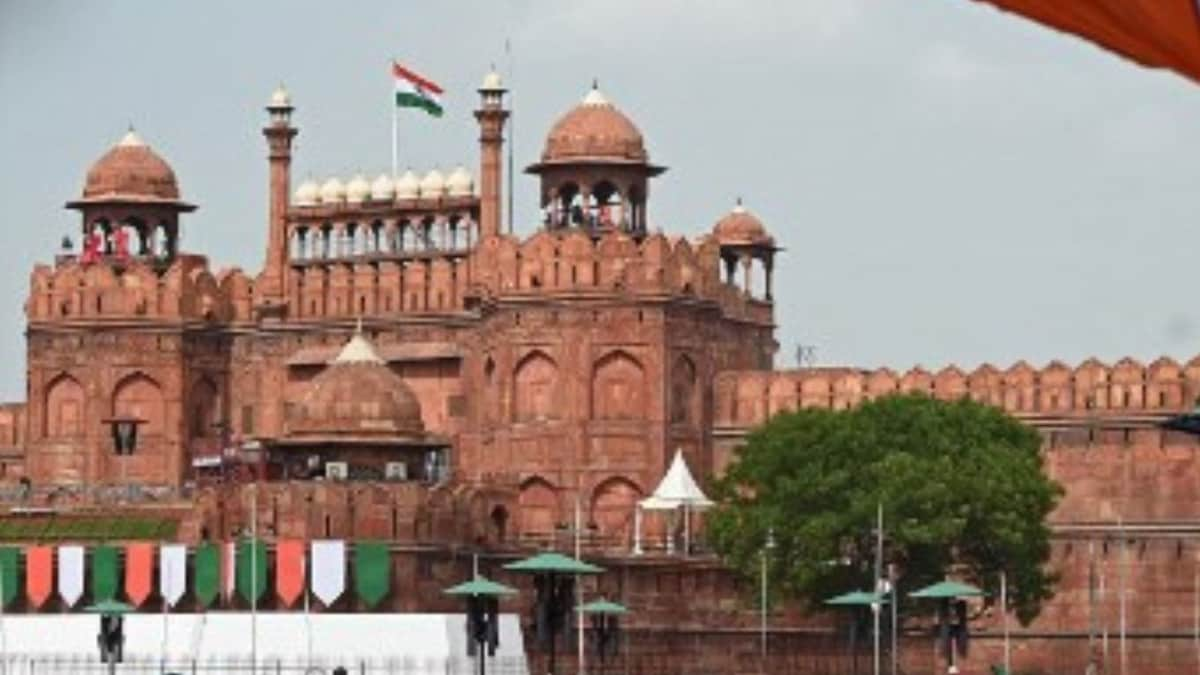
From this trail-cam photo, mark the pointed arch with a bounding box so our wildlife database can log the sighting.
[590,476,643,542]
[591,350,646,420]
[188,376,220,439]
[670,354,698,424]
[44,372,84,438]
[513,350,559,422]
[518,476,559,537]
[112,372,165,436]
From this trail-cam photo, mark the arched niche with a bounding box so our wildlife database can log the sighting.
[513,350,559,422]
[518,476,559,537]
[188,377,220,439]
[112,372,165,436]
[591,350,646,420]
[590,476,642,542]
[44,373,85,438]
[670,354,698,424]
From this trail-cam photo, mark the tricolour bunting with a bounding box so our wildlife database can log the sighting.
[354,542,390,609]
[91,545,119,602]
[0,547,17,607]
[275,539,304,608]
[58,545,84,607]
[124,542,153,606]
[236,538,267,605]
[193,542,219,608]
[310,539,345,606]
[160,543,187,608]
[25,545,52,608]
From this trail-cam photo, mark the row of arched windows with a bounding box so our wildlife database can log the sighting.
[288,217,477,263]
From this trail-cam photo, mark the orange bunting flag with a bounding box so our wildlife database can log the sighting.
[275,539,305,608]
[124,542,154,607]
[25,545,52,609]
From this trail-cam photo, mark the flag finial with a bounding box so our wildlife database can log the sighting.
[592,77,599,90]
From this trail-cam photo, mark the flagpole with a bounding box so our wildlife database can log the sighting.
[162,544,169,674]
[390,59,398,179]
[305,553,313,670]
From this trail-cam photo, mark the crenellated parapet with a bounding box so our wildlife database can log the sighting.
[715,356,1200,428]
[468,228,773,324]
[27,255,246,325]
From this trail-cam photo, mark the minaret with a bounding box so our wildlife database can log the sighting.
[261,84,297,308]
[475,68,509,239]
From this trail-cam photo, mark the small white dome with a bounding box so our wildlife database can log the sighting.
[395,170,420,200]
[269,85,291,108]
[370,173,395,201]
[419,169,446,198]
[582,84,609,107]
[481,69,504,91]
[293,180,320,206]
[319,177,345,203]
[118,128,145,147]
[447,166,473,197]
[346,174,370,204]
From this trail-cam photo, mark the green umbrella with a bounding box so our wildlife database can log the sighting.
[577,598,628,614]
[909,580,984,599]
[84,599,134,615]
[504,552,603,575]
[825,590,888,606]
[444,575,518,597]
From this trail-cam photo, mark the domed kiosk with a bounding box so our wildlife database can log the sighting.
[66,129,195,264]
[276,327,449,482]
[711,199,779,301]
[527,82,665,236]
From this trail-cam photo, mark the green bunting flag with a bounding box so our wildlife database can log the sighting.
[194,542,219,608]
[237,539,267,605]
[91,545,119,602]
[0,548,17,607]
[354,542,390,608]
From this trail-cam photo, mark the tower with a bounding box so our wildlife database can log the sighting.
[260,85,297,313]
[475,68,509,239]
[526,82,665,237]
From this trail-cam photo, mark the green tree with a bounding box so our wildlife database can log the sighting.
[708,393,1062,624]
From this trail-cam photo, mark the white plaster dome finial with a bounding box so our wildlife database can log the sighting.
[269,84,291,108]
[370,173,395,201]
[293,179,320,206]
[346,173,370,204]
[118,128,145,147]
[395,169,420,200]
[447,165,473,197]
[420,169,446,197]
[319,177,345,203]
[481,66,504,91]
[582,79,609,107]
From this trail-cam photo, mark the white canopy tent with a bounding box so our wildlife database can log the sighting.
[633,449,713,556]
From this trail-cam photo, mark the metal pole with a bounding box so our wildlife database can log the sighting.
[252,484,259,673]
[162,548,169,675]
[0,556,5,675]
[1194,551,1199,675]
[761,545,767,663]
[889,563,897,675]
[1088,541,1097,668]
[873,503,882,675]
[1001,570,1010,675]
[1119,521,1127,675]
[576,497,584,675]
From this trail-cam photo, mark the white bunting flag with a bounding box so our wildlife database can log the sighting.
[221,541,236,603]
[159,544,187,608]
[57,545,84,607]
[310,539,346,606]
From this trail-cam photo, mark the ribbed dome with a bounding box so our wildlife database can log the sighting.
[395,170,420,200]
[288,332,425,438]
[447,166,473,197]
[345,174,370,204]
[420,169,446,197]
[80,130,183,203]
[319,177,345,203]
[713,200,772,246]
[541,85,647,164]
[293,180,320,206]
[370,173,395,201]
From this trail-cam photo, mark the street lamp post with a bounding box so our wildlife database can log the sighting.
[761,527,776,665]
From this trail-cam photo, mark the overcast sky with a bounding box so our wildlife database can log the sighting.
[2,1,1200,400]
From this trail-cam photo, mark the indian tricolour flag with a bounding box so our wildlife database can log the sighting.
[393,62,444,117]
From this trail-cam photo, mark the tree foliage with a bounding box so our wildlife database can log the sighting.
[708,394,1062,624]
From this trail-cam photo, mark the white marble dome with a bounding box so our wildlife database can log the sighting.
[420,169,446,197]
[447,166,473,197]
[293,180,319,206]
[319,177,345,203]
[395,170,420,200]
[346,174,370,204]
[481,69,504,91]
[269,85,291,108]
[370,173,395,201]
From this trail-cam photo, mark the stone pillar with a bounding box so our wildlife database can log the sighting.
[764,255,774,301]
[740,254,752,297]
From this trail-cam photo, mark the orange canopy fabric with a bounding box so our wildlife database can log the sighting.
[25,546,52,608]
[975,0,1200,83]
[124,543,154,607]
[275,539,305,608]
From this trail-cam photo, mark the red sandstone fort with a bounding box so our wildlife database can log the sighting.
[0,71,1197,672]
